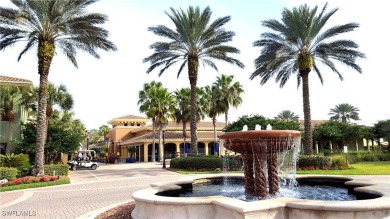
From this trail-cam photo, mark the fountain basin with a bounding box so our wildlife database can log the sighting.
[131,174,390,219]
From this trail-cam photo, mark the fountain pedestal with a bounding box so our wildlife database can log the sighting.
[220,130,301,197]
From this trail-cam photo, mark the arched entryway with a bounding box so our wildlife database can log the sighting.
[198,142,205,155]
[208,142,219,155]
[147,143,159,162]
[164,143,176,159]
[179,143,190,156]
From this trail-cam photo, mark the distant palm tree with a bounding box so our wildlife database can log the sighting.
[214,74,244,126]
[0,0,117,175]
[46,84,73,118]
[250,3,364,155]
[98,124,110,152]
[144,6,244,155]
[275,110,300,121]
[204,85,223,155]
[174,87,208,151]
[138,81,164,162]
[329,103,360,123]
[153,88,176,161]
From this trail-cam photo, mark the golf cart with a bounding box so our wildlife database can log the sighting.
[68,150,99,171]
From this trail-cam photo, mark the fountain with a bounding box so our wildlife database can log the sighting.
[220,127,300,197]
[131,128,390,219]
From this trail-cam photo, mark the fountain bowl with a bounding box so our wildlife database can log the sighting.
[131,174,390,219]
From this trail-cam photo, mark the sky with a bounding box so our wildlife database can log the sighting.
[1,0,389,130]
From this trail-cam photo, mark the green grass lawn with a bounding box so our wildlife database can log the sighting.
[170,161,390,175]
[297,161,390,175]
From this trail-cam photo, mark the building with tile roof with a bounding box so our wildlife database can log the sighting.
[98,114,226,162]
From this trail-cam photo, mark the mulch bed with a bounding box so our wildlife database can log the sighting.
[95,201,135,219]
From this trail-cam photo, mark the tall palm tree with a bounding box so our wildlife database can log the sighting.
[329,103,360,123]
[138,81,164,162]
[249,3,364,155]
[173,87,208,151]
[275,110,300,121]
[144,6,244,155]
[214,74,244,126]
[0,0,117,175]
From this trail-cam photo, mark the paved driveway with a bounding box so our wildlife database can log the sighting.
[0,162,185,219]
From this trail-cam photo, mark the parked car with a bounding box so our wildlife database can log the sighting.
[67,150,99,170]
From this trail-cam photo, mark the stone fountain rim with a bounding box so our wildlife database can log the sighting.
[132,174,390,213]
[219,130,301,139]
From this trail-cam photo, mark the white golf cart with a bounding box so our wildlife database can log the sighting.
[68,150,99,171]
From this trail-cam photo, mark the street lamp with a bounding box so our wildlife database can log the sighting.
[162,123,167,169]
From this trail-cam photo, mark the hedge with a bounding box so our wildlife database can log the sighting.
[0,167,18,180]
[44,164,69,176]
[298,155,331,168]
[170,156,223,170]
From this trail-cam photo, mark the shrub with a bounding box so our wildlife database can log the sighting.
[376,152,390,161]
[0,167,18,180]
[170,156,223,170]
[298,155,331,168]
[222,155,243,171]
[17,166,33,177]
[0,153,30,168]
[331,155,347,166]
[44,164,69,176]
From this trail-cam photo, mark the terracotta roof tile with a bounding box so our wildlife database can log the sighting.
[114,115,148,120]
[0,75,33,87]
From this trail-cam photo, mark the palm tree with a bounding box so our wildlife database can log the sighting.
[173,87,208,152]
[153,87,176,161]
[0,0,117,175]
[173,88,191,150]
[98,124,110,154]
[138,81,164,162]
[249,3,364,155]
[144,6,244,155]
[329,103,360,123]
[46,83,73,118]
[204,85,223,155]
[275,110,300,121]
[214,74,244,126]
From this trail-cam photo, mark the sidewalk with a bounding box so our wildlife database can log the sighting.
[0,162,183,219]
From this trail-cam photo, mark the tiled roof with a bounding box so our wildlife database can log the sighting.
[165,120,225,129]
[0,75,33,87]
[108,114,149,124]
[114,115,148,120]
[121,130,223,145]
[298,119,328,130]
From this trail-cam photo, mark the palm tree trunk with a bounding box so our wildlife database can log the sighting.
[225,111,228,127]
[182,122,187,154]
[212,117,217,156]
[158,124,163,162]
[301,71,313,155]
[151,118,156,162]
[6,111,15,151]
[33,41,55,176]
[188,56,198,155]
